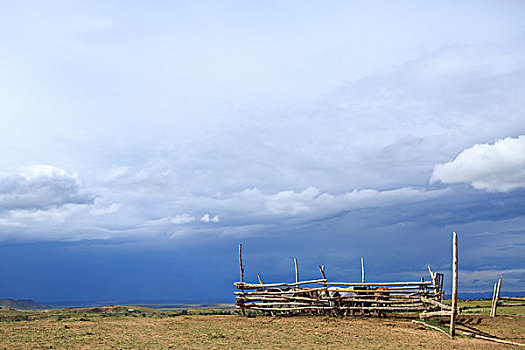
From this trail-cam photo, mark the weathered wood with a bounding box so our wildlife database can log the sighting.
[461,331,525,347]
[421,297,453,311]
[490,282,498,317]
[237,296,423,305]
[234,290,427,299]
[412,320,452,338]
[322,281,432,286]
[361,257,365,283]
[294,258,299,284]
[239,244,244,283]
[450,231,458,338]
[419,310,452,318]
[498,302,525,307]
[240,305,428,312]
[238,243,245,315]
[499,296,525,301]
[257,273,265,290]
[235,279,326,289]
[491,279,502,317]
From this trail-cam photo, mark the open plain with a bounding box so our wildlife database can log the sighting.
[1,303,524,349]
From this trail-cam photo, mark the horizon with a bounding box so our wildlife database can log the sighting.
[1,1,524,303]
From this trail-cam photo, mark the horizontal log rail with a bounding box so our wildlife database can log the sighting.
[499,302,525,307]
[498,296,525,301]
[321,281,432,287]
[237,296,424,305]
[420,297,453,311]
[235,279,326,289]
[237,305,429,312]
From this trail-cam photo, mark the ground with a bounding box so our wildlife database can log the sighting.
[1,302,524,349]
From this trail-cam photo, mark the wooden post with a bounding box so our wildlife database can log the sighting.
[294,258,299,284]
[361,257,365,284]
[449,232,458,338]
[239,244,245,315]
[239,244,244,283]
[490,282,498,317]
[492,279,502,317]
[257,273,265,290]
[319,265,327,288]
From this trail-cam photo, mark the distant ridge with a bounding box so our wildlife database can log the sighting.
[0,299,49,310]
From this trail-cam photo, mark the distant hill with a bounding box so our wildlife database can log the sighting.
[0,299,49,310]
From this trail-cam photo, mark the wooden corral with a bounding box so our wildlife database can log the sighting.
[234,232,461,337]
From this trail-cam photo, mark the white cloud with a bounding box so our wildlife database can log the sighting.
[431,135,525,192]
[171,213,195,225]
[199,214,220,223]
[90,202,122,215]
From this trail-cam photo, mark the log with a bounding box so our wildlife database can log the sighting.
[235,279,326,289]
[460,331,525,347]
[257,274,265,290]
[241,305,428,312]
[498,302,525,307]
[490,282,498,317]
[419,310,452,318]
[294,258,299,284]
[234,291,425,299]
[322,281,432,286]
[238,243,245,315]
[499,296,525,301]
[421,297,453,311]
[450,231,458,337]
[237,296,423,305]
[491,279,502,317]
[412,320,452,338]
[361,257,365,283]
[239,244,244,283]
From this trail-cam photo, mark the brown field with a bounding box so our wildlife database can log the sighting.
[1,303,524,349]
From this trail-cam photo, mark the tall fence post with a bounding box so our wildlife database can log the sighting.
[239,243,245,315]
[491,279,502,317]
[361,257,365,283]
[449,232,458,338]
[294,258,299,284]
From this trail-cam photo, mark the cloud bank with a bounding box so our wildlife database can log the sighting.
[431,135,525,192]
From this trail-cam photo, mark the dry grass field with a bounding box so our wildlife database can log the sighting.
[1,303,524,349]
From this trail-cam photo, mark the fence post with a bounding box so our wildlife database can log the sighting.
[239,244,245,315]
[450,232,458,338]
[490,282,498,316]
[294,258,299,284]
[491,279,502,317]
[361,257,365,283]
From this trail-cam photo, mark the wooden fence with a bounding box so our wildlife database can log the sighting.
[234,232,461,336]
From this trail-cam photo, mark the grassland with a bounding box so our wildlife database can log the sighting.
[1,301,524,349]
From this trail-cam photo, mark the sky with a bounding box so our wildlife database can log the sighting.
[1,1,524,304]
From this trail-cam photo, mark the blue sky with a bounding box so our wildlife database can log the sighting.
[1,1,524,303]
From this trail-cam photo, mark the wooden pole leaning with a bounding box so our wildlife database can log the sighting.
[361,257,365,283]
[490,282,498,317]
[319,265,327,288]
[449,232,458,338]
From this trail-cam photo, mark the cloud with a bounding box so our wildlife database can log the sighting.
[228,186,447,220]
[171,214,195,225]
[200,214,220,223]
[0,165,95,213]
[90,202,122,216]
[431,135,525,192]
